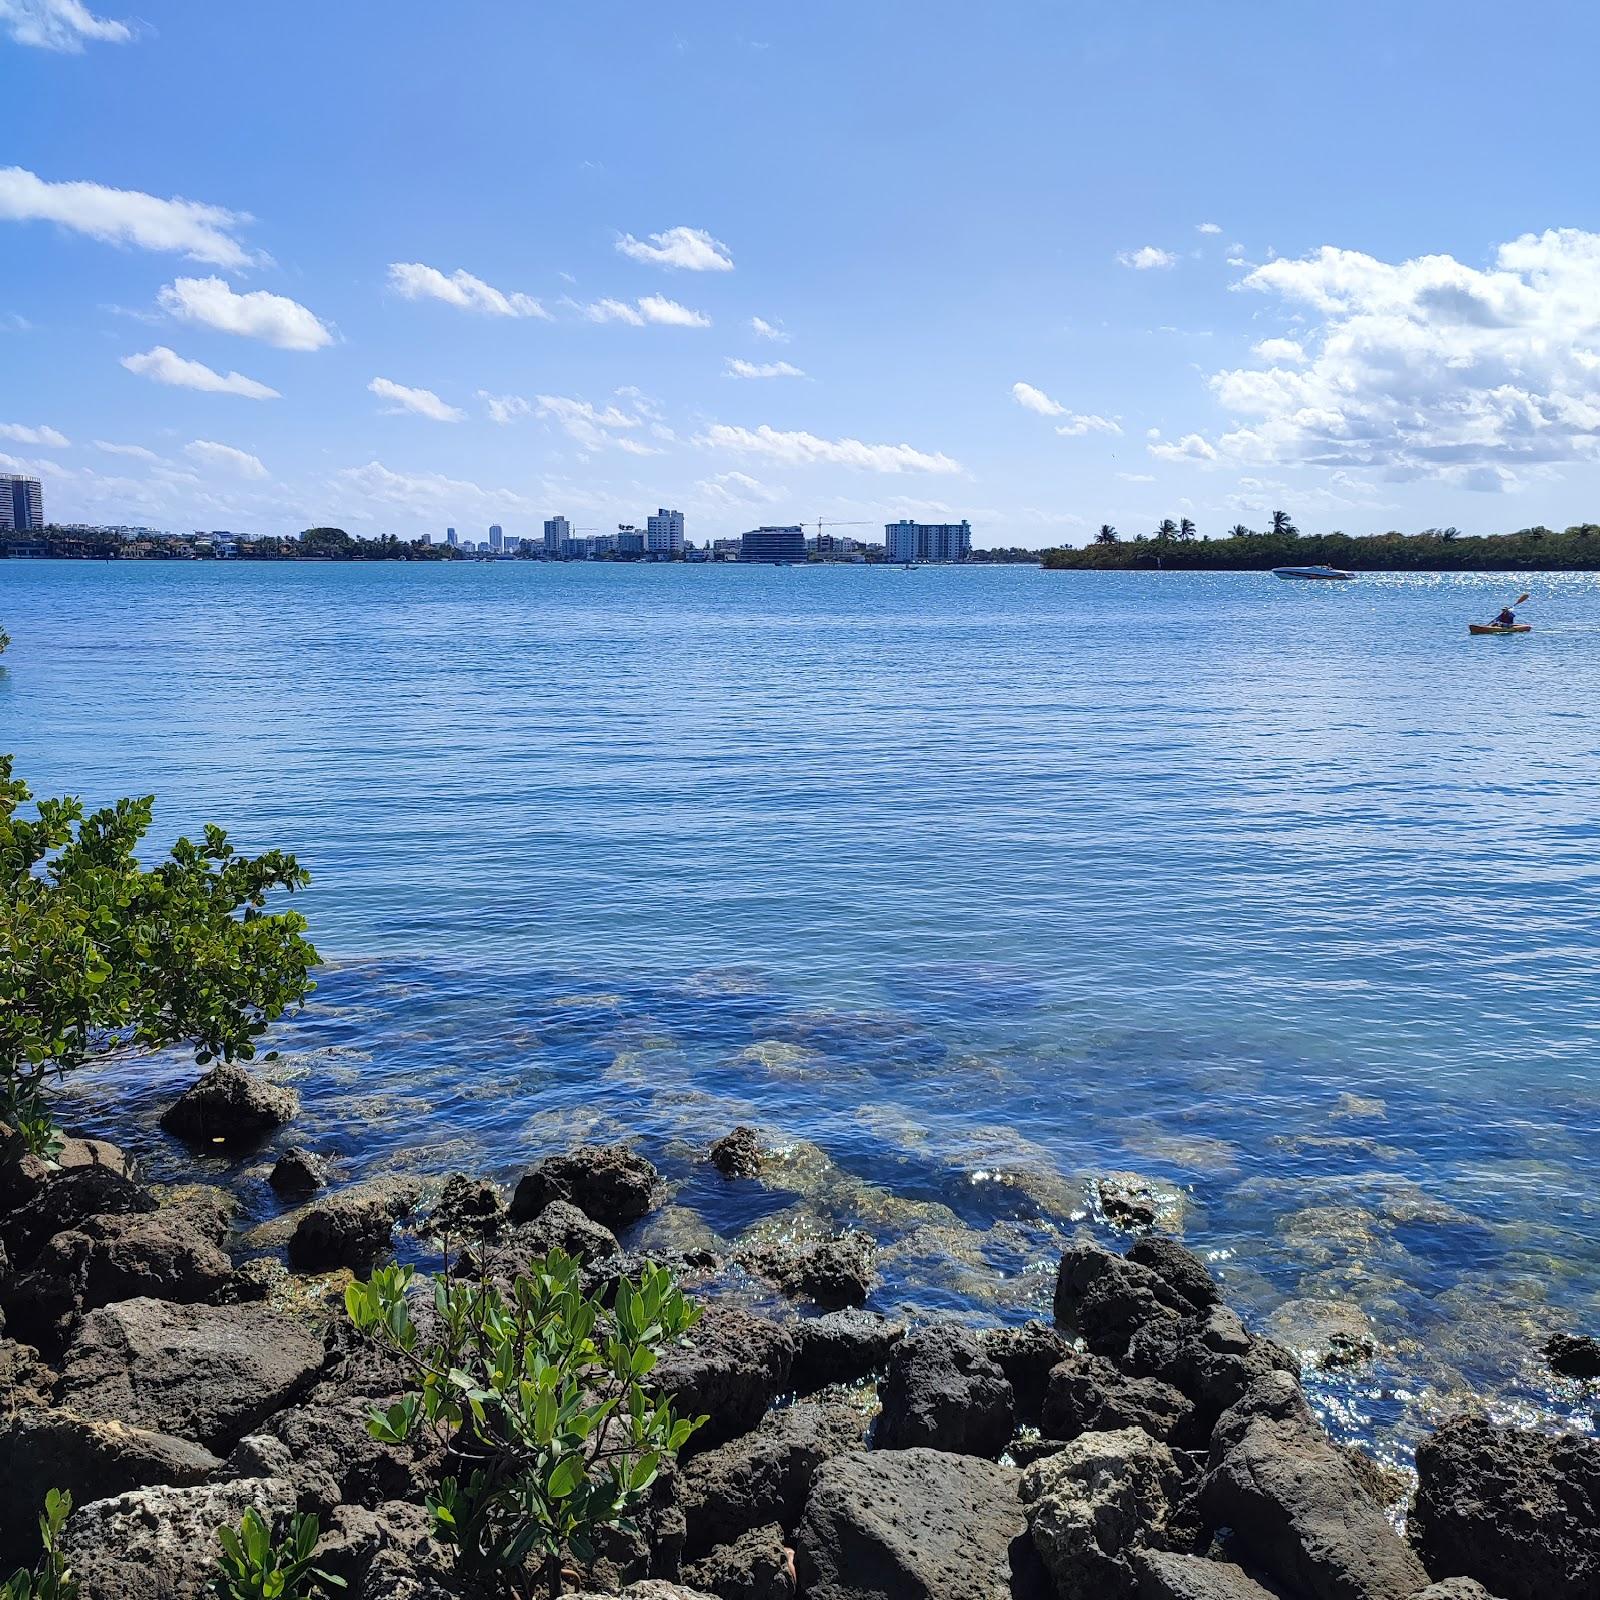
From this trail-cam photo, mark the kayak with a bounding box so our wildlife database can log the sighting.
[1467,623,1531,635]
[1273,566,1354,581]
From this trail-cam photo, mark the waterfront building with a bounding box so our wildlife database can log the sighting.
[617,527,646,556]
[647,507,685,556]
[740,524,807,563]
[446,527,457,547]
[561,536,590,560]
[0,474,44,532]
[884,518,972,563]
[712,537,743,559]
[544,515,571,557]
[489,523,503,551]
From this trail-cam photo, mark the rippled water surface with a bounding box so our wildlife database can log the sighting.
[4,561,1598,1458]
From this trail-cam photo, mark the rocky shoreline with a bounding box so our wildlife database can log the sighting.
[2,1063,1597,1600]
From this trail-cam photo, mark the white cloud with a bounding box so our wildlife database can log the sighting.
[1118,245,1177,271]
[335,460,535,517]
[121,346,279,399]
[696,469,781,508]
[697,423,962,474]
[368,377,464,422]
[477,391,532,425]
[0,422,68,447]
[1148,432,1219,463]
[158,276,332,351]
[726,357,804,379]
[1054,413,1122,438]
[1250,336,1306,364]
[1012,381,1065,416]
[1116,472,1156,482]
[750,316,789,342]
[0,0,130,52]
[186,438,267,479]
[584,295,709,327]
[534,393,649,451]
[0,167,256,268]
[616,226,734,272]
[1197,222,1223,235]
[94,439,161,461]
[386,262,549,319]
[1175,229,1600,488]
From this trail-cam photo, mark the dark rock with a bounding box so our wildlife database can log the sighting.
[287,1178,419,1272]
[1409,1415,1600,1600]
[3,1207,233,1344]
[0,1336,53,1410]
[61,1476,296,1600]
[1127,1238,1220,1312]
[875,1323,1015,1457]
[159,1061,298,1145]
[680,1399,868,1558]
[983,1322,1072,1422]
[423,1172,506,1240]
[0,1136,135,1217]
[652,1304,796,1448]
[0,1163,156,1268]
[58,1296,326,1452]
[791,1309,905,1393]
[268,1147,329,1194]
[311,1500,447,1600]
[1342,1445,1409,1513]
[620,1587,722,1600]
[1203,1370,1429,1600]
[711,1126,764,1179]
[586,1455,687,1591]
[0,1410,221,1550]
[1125,1306,1299,1432]
[1098,1173,1177,1231]
[496,1199,620,1265]
[1545,1332,1600,1380]
[1053,1245,1199,1359]
[1041,1351,1195,1446]
[1020,1426,1186,1599]
[795,1447,1046,1600]
[509,1142,661,1230]
[1412,1583,1506,1600]
[683,1523,795,1600]
[1321,1331,1378,1370]
[737,1235,874,1310]
[1133,1549,1285,1600]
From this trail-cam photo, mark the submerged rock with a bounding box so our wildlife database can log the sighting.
[1409,1415,1600,1600]
[268,1147,330,1195]
[1544,1331,1600,1380]
[795,1447,1043,1600]
[509,1142,661,1230]
[1097,1172,1185,1233]
[737,1234,875,1309]
[875,1323,1015,1457]
[711,1126,765,1179]
[791,1308,904,1392]
[159,1062,298,1145]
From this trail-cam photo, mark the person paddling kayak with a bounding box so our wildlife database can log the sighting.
[1492,605,1517,628]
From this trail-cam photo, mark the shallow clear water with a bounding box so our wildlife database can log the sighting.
[4,560,1598,1460]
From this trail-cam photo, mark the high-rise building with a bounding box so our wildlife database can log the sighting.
[646,507,685,556]
[446,527,457,548]
[543,515,571,557]
[0,474,44,532]
[740,524,806,563]
[884,519,972,563]
[617,527,646,556]
[489,524,503,551]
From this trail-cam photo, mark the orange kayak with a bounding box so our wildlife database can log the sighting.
[1468,623,1531,635]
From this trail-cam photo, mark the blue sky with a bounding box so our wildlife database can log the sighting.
[7,0,1600,545]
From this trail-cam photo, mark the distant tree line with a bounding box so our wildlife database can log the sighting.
[1046,514,1600,571]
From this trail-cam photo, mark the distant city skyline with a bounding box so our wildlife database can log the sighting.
[10,4,1600,542]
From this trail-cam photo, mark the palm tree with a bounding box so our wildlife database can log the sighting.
[1178,518,1197,541]
[1269,509,1298,538]
[1155,518,1179,542]
[1228,523,1252,538]
[1095,524,1120,545]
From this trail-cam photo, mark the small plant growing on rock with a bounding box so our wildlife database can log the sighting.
[213,1508,344,1600]
[2,1489,77,1600]
[345,1247,704,1599]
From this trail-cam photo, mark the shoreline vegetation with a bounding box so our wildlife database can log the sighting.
[3,766,1599,1599]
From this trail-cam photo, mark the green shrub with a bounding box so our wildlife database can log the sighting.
[2,1489,77,1600]
[0,756,317,1157]
[345,1248,704,1599]
[214,1508,344,1600]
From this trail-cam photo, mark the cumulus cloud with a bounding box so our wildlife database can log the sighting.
[1118,245,1177,270]
[477,391,532,425]
[94,439,161,461]
[121,346,279,399]
[0,0,130,52]
[726,357,804,379]
[584,295,709,327]
[1197,222,1223,235]
[697,423,962,474]
[0,168,256,268]
[186,438,267,478]
[1147,432,1219,463]
[1012,381,1065,416]
[696,470,781,508]
[0,422,68,447]
[1054,413,1122,438]
[336,460,535,516]
[386,262,549,319]
[1177,229,1600,488]
[616,226,734,272]
[534,393,651,451]
[158,276,332,351]
[1012,383,1119,436]
[750,316,789,342]
[368,377,464,422]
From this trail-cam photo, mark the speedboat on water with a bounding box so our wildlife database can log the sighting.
[1272,565,1355,581]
